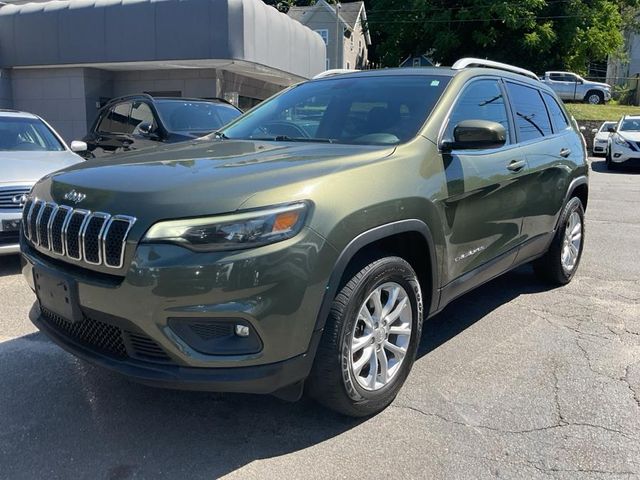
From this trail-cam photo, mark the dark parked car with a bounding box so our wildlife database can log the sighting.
[21,58,588,417]
[75,94,242,158]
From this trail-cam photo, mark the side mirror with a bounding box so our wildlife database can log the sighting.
[137,122,154,136]
[441,120,507,151]
[591,128,598,134]
[69,140,87,153]
[607,126,616,133]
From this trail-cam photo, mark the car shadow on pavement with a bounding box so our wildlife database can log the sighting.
[417,265,556,359]
[0,254,21,277]
[590,158,640,174]
[0,266,555,479]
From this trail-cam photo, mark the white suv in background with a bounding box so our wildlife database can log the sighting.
[606,115,640,170]
[0,110,85,255]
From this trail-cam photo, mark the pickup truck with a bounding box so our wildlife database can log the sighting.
[540,71,611,104]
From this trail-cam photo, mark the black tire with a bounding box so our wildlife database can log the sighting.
[605,150,618,170]
[584,90,604,105]
[533,197,585,285]
[306,256,423,417]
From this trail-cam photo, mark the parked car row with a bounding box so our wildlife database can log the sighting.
[0,95,243,255]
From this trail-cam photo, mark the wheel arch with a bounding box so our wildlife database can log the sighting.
[555,176,589,230]
[584,89,604,103]
[312,220,439,335]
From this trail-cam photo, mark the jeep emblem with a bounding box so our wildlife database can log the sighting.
[63,190,86,204]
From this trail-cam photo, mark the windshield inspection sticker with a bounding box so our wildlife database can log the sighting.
[430,80,440,87]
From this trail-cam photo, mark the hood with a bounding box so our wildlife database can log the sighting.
[0,150,83,186]
[586,80,611,89]
[594,132,611,141]
[616,131,640,142]
[31,139,395,221]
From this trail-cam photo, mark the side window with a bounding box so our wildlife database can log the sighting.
[445,79,510,144]
[104,102,133,134]
[130,101,156,134]
[542,92,569,132]
[97,111,111,133]
[505,82,552,142]
[549,73,562,81]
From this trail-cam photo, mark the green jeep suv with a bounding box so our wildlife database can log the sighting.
[20,58,588,417]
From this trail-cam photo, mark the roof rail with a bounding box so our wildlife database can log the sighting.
[312,69,359,80]
[452,58,538,81]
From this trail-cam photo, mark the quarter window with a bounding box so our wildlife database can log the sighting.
[542,92,569,132]
[315,29,329,45]
[506,82,552,142]
[445,79,510,144]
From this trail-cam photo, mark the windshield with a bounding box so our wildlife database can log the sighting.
[155,101,241,132]
[220,75,451,145]
[0,117,64,152]
[600,122,616,132]
[619,119,640,132]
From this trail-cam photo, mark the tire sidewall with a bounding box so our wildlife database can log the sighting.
[556,197,585,282]
[338,259,422,404]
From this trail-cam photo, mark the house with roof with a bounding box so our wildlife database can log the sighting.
[287,0,371,71]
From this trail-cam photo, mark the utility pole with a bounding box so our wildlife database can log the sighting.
[335,2,340,69]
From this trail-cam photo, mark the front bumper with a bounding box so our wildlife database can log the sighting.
[0,211,21,255]
[609,143,640,165]
[21,227,337,393]
[592,141,607,155]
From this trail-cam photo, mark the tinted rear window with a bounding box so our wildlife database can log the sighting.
[542,92,569,132]
[506,82,552,142]
[221,75,451,145]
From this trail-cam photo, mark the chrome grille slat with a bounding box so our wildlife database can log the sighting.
[24,198,136,270]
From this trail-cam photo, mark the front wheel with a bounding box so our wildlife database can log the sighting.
[307,256,423,417]
[533,197,585,285]
[585,91,605,105]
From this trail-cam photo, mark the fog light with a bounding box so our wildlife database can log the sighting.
[235,324,250,337]
[614,153,621,158]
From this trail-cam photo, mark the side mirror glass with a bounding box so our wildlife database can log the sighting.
[441,120,507,151]
[69,140,87,153]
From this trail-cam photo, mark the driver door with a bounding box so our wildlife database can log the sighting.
[439,78,529,285]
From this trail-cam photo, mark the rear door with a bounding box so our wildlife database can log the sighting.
[515,88,581,250]
[439,78,529,283]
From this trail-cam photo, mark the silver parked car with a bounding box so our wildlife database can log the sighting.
[540,71,612,104]
[0,110,84,255]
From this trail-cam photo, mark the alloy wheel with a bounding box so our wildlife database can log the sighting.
[348,282,412,391]
[561,211,582,272]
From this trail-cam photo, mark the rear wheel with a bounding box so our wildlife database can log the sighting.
[533,197,585,285]
[307,256,423,417]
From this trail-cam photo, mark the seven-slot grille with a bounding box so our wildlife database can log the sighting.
[23,198,136,269]
[0,186,31,211]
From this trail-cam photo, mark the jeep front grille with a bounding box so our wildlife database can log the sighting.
[24,199,136,269]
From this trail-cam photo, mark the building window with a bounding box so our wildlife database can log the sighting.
[359,40,362,51]
[347,62,350,69]
[315,29,329,46]
[326,58,330,70]
[350,34,354,50]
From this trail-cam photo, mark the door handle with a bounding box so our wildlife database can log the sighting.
[507,159,526,172]
[560,148,572,158]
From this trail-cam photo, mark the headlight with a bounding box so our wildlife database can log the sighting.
[614,134,630,147]
[143,202,309,252]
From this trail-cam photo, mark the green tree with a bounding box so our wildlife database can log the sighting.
[365,0,639,74]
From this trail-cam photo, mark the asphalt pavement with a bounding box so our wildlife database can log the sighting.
[0,158,638,480]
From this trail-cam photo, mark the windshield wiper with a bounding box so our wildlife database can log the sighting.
[213,131,229,140]
[253,135,334,143]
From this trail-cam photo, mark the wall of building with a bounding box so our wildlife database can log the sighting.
[10,68,89,141]
[0,68,12,108]
[305,7,342,69]
[342,19,367,70]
